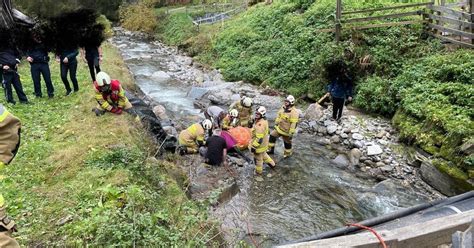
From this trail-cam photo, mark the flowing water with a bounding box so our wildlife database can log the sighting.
[111,31,434,247]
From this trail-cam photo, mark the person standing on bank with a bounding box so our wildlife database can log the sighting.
[26,32,54,98]
[0,46,28,104]
[81,45,102,82]
[56,47,79,96]
[326,60,353,122]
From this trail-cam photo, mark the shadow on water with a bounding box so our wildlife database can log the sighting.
[112,31,433,247]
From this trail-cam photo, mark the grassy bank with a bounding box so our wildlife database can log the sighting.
[1,43,216,246]
[148,0,473,181]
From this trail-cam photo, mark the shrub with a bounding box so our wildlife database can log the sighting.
[120,2,158,34]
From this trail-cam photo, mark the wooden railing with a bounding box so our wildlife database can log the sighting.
[330,0,474,49]
[425,1,474,48]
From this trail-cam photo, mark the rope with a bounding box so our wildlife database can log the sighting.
[346,223,387,248]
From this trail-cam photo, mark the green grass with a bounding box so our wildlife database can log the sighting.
[0,43,217,246]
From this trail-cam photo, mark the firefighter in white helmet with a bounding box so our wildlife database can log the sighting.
[250,106,275,175]
[92,71,133,116]
[229,96,253,128]
[177,119,213,155]
[221,109,239,130]
[268,95,299,158]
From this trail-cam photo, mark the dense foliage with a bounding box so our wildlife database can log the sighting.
[150,0,473,179]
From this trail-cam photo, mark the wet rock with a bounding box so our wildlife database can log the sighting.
[342,128,351,133]
[327,125,338,134]
[367,145,383,156]
[376,131,387,139]
[162,126,177,136]
[380,165,394,172]
[375,162,385,167]
[324,120,337,127]
[351,128,359,133]
[378,139,389,146]
[420,161,469,196]
[308,121,317,130]
[317,126,327,134]
[183,57,193,66]
[330,135,341,144]
[195,71,204,84]
[187,87,209,99]
[340,133,349,139]
[352,133,364,140]
[207,89,233,105]
[348,148,362,166]
[151,71,171,82]
[153,104,168,119]
[304,103,324,120]
[332,154,350,168]
[353,140,364,149]
[316,138,331,146]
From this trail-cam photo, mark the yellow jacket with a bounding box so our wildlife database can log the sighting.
[251,118,269,153]
[230,101,251,127]
[275,106,299,136]
[179,123,205,146]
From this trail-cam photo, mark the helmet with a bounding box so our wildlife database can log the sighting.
[256,106,266,118]
[229,109,238,118]
[242,97,253,107]
[96,72,111,87]
[202,119,212,130]
[285,95,295,105]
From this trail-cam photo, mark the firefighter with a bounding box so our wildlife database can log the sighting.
[177,119,213,155]
[0,103,21,248]
[250,106,275,175]
[268,95,299,158]
[229,96,253,128]
[92,71,132,116]
[221,109,238,130]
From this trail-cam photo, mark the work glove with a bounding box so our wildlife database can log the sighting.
[111,107,122,115]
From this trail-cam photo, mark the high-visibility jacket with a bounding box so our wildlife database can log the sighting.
[251,118,269,153]
[94,80,128,111]
[179,123,205,146]
[221,115,237,130]
[275,106,299,136]
[230,101,251,127]
[0,104,20,167]
[0,103,21,234]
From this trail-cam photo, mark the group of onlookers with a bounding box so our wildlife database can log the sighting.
[0,34,101,104]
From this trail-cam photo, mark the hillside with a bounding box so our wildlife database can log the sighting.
[146,0,474,184]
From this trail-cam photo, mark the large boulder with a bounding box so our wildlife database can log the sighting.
[348,148,362,166]
[367,145,383,156]
[420,161,472,196]
[304,103,324,120]
[206,89,234,105]
[187,87,209,100]
[153,104,168,120]
[332,154,350,169]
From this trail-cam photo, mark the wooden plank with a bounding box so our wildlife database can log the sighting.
[428,5,473,20]
[336,0,342,42]
[342,11,421,23]
[428,22,474,38]
[432,33,474,48]
[427,13,474,28]
[341,2,432,15]
[345,20,425,30]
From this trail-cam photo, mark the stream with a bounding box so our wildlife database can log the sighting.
[111,29,438,247]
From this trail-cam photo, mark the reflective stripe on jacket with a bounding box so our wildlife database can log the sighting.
[230,101,251,126]
[179,123,205,146]
[275,106,299,136]
[251,119,269,153]
[94,80,128,111]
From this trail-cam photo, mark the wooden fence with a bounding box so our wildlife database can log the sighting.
[425,1,474,48]
[332,0,474,48]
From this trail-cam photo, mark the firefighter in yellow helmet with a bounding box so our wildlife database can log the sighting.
[92,71,133,116]
[0,103,21,248]
[229,96,253,128]
[268,95,299,158]
[177,119,213,155]
[250,106,275,175]
[221,109,239,130]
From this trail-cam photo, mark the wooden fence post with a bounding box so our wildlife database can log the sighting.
[336,0,342,43]
[470,0,474,44]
